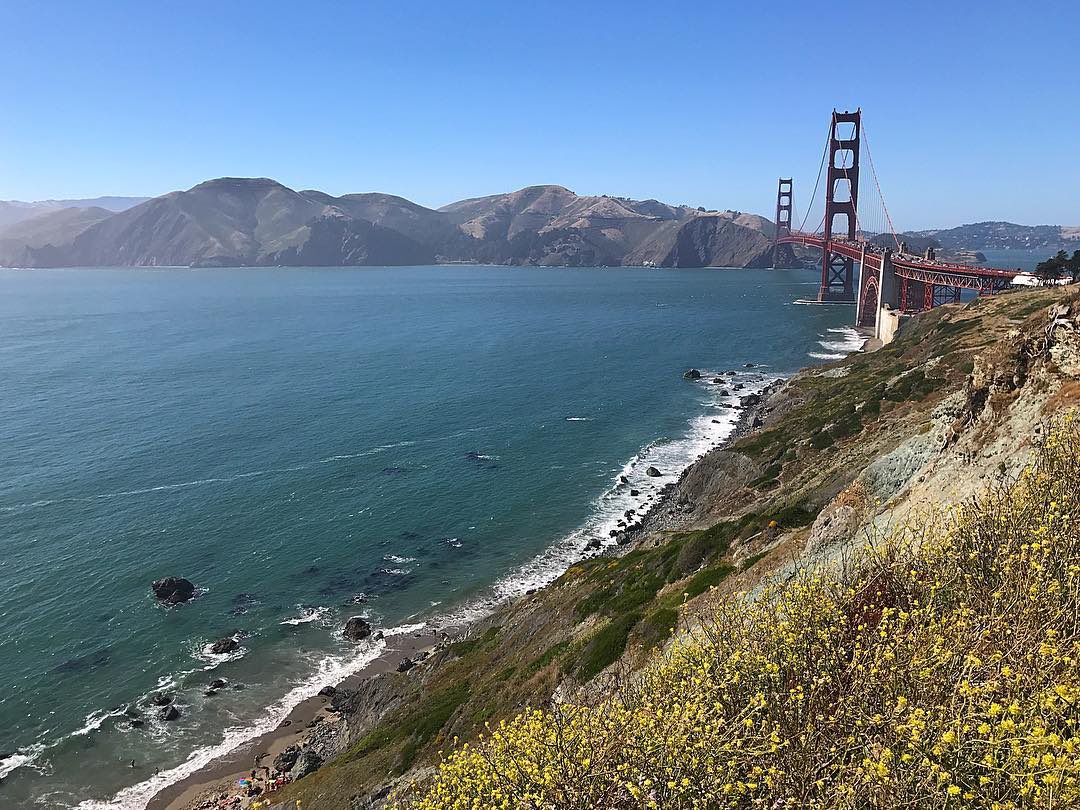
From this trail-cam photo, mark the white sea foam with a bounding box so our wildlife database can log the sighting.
[383,554,417,564]
[0,744,46,779]
[279,606,330,626]
[808,351,845,360]
[75,623,425,810]
[439,373,777,627]
[564,416,593,421]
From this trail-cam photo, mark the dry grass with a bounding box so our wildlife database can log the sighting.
[400,417,1080,809]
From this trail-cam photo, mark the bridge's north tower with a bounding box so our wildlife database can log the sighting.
[819,109,861,302]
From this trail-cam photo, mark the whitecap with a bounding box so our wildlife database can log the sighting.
[279,606,329,626]
[440,374,778,626]
[808,351,845,360]
[383,555,417,564]
[74,624,424,810]
[0,744,45,779]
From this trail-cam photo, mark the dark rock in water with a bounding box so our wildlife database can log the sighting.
[124,706,141,719]
[619,475,629,484]
[350,593,367,604]
[152,577,196,605]
[318,685,337,698]
[204,689,218,697]
[616,533,630,545]
[645,466,662,477]
[741,392,762,407]
[291,749,324,779]
[373,630,385,641]
[718,389,731,396]
[274,744,302,773]
[587,537,603,549]
[209,637,239,655]
[744,363,755,368]
[209,678,227,690]
[230,593,260,615]
[608,529,619,538]
[129,718,145,728]
[712,377,724,384]
[630,489,640,496]
[160,705,180,721]
[396,658,416,673]
[711,419,721,424]
[683,368,702,380]
[733,383,744,391]
[151,693,173,707]
[343,617,372,641]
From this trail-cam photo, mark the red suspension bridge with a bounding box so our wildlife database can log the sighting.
[772,109,1017,336]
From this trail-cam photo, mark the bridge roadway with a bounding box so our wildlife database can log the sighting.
[777,233,1016,295]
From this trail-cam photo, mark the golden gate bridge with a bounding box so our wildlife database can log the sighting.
[772,109,1017,338]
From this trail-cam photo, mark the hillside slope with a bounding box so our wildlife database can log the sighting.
[0,180,775,269]
[263,285,1080,809]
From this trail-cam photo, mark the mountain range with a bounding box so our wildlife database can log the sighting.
[0,179,777,269]
[0,180,1075,269]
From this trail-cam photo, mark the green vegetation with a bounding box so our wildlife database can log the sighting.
[1035,249,1080,282]
[574,612,642,680]
[340,680,471,772]
[408,419,1080,808]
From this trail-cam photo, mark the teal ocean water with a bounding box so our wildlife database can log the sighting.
[0,266,863,807]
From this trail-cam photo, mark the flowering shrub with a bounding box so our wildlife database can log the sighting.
[404,418,1080,808]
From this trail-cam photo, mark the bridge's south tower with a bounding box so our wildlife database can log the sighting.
[820,109,861,301]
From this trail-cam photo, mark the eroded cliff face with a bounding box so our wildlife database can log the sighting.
[273,286,1080,810]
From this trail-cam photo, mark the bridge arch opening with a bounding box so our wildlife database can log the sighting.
[833,120,857,141]
[832,178,853,203]
[829,211,852,237]
[833,148,854,169]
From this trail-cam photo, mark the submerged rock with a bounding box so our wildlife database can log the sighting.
[343,617,372,641]
[151,577,196,605]
[151,693,173,707]
[209,678,227,690]
[683,368,702,380]
[160,705,180,721]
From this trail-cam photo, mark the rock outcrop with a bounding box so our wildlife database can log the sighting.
[151,577,195,604]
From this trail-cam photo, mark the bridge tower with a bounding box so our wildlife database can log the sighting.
[819,109,861,302]
[772,177,793,268]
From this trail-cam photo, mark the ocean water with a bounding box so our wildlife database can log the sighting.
[0,265,864,807]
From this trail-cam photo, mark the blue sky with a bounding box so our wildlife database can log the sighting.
[0,0,1076,228]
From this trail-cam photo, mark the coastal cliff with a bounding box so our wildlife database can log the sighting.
[170,285,1080,809]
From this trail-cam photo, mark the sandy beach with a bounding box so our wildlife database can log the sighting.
[147,631,439,810]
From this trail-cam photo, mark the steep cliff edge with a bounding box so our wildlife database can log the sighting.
[265,286,1080,809]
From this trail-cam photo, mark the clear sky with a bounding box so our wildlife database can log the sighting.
[1,0,1076,229]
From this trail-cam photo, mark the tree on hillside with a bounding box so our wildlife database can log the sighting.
[1034,249,1080,283]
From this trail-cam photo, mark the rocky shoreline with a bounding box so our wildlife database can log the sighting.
[148,371,783,810]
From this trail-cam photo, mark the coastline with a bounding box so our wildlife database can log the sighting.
[145,372,783,810]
